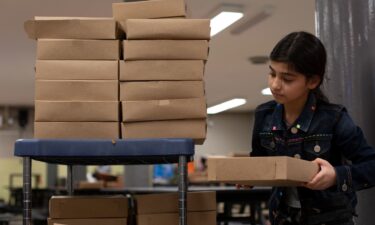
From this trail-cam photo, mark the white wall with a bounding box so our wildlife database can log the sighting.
[0,108,34,157]
[0,109,48,202]
[195,112,255,160]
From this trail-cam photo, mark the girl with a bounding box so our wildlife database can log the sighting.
[251,31,375,225]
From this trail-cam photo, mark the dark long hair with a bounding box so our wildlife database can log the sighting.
[270,31,329,102]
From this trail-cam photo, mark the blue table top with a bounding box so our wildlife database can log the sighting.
[14,139,195,165]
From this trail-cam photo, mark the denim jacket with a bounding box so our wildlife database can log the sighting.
[251,93,375,225]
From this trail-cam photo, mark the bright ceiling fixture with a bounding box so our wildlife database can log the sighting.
[210,5,244,37]
[230,5,275,35]
[261,88,272,95]
[207,98,247,114]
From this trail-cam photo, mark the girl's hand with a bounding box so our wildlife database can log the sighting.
[304,158,337,190]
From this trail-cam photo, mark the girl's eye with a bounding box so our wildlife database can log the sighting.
[283,78,293,83]
[269,72,276,77]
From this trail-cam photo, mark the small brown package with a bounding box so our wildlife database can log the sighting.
[35,80,118,101]
[49,195,128,218]
[137,211,216,225]
[35,101,119,122]
[24,17,119,39]
[123,40,208,60]
[135,191,216,214]
[48,218,127,225]
[125,19,210,40]
[34,122,119,139]
[120,81,204,101]
[112,0,186,21]
[207,156,320,186]
[119,60,204,81]
[122,98,206,122]
[36,60,118,80]
[37,39,120,60]
[121,119,206,144]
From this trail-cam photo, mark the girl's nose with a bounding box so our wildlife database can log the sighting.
[271,76,281,90]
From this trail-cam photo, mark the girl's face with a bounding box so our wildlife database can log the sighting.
[268,61,320,105]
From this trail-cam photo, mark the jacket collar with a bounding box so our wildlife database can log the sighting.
[269,92,317,133]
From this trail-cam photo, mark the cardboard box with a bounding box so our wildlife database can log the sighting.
[35,80,118,101]
[48,218,127,225]
[207,156,320,186]
[125,19,210,40]
[112,0,186,21]
[36,60,119,80]
[120,81,204,101]
[37,39,120,60]
[119,60,204,81]
[137,211,216,225]
[49,195,128,218]
[122,98,206,122]
[77,181,105,189]
[24,17,119,39]
[123,40,208,60]
[35,122,119,139]
[121,119,206,144]
[35,101,119,122]
[105,178,124,189]
[118,17,186,35]
[189,171,209,183]
[135,191,216,214]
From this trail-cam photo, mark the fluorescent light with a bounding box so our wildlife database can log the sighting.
[207,98,247,114]
[210,11,244,36]
[261,88,272,95]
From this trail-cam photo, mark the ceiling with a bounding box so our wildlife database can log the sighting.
[0,0,315,112]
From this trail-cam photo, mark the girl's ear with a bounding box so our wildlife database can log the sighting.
[307,75,321,90]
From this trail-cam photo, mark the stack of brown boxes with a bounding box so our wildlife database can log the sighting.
[48,195,128,225]
[113,0,210,144]
[25,17,121,139]
[135,192,216,225]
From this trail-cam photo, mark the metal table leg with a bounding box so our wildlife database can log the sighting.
[178,155,188,225]
[23,157,32,225]
[67,165,74,195]
[250,203,256,225]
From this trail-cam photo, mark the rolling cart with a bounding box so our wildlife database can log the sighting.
[14,138,195,225]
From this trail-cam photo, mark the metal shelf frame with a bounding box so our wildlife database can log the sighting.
[14,139,194,225]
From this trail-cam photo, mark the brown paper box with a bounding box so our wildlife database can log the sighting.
[125,19,210,40]
[24,17,119,39]
[35,80,118,101]
[35,101,119,122]
[121,119,206,144]
[112,0,186,21]
[207,156,320,186]
[77,181,105,190]
[36,60,118,80]
[119,60,204,81]
[118,17,186,35]
[122,98,206,122]
[123,40,208,60]
[37,39,120,60]
[137,211,216,225]
[135,191,216,214]
[35,122,119,139]
[120,81,204,101]
[49,195,128,218]
[48,218,127,225]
